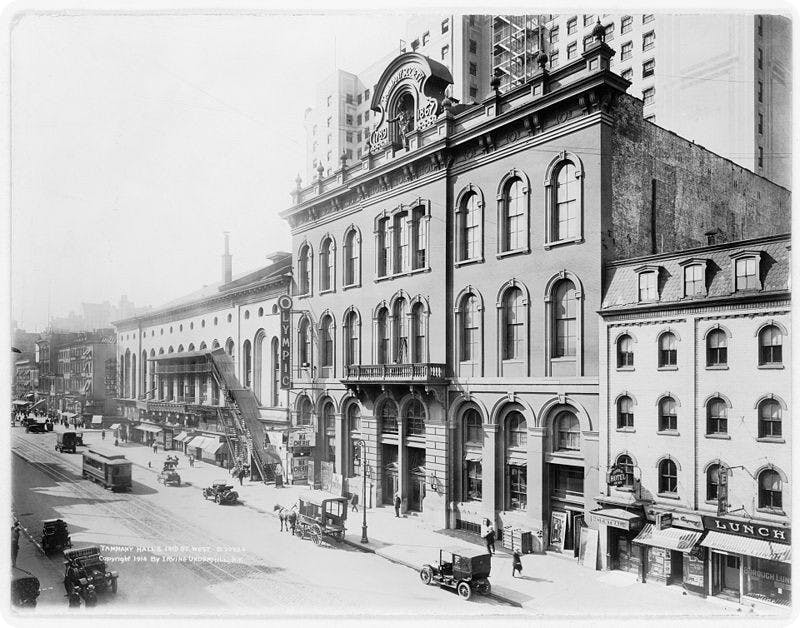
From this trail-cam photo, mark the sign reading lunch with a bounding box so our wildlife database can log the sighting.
[278,295,292,390]
[701,515,790,544]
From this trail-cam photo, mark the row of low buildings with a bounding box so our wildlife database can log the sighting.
[111,28,791,608]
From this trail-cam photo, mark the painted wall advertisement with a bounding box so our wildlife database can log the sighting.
[550,511,568,550]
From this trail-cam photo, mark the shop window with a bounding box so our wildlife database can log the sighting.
[348,404,362,476]
[555,411,580,450]
[411,206,427,270]
[758,399,782,439]
[411,303,426,363]
[706,464,721,501]
[502,287,525,360]
[499,177,527,253]
[457,190,482,262]
[344,309,360,367]
[343,227,360,287]
[658,397,677,431]
[319,236,335,292]
[377,217,390,277]
[706,329,728,367]
[406,399,426,436]
[508,465,527,510]
[706,398,728,435]
[380,400,398,433]
[758,325,783,365]
[463,408,483,445]
[758,469,783,510]
[506,411,527,448]
[616,396,634,429]
[464,461,482,502]
[376,307,390,364]
[552,280,577,358]
[617,334,634,368]
[658,332,677,367]
[319,315,334,370]
[616,454,635,488]
[323,402,336,464]
[658,459,678,494]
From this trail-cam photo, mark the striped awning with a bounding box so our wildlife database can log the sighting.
[507,458,527,467]
[701,531,791,564]
[173,431,191,443]
[633,523,702,552]
[109,424,121,430]
[134,423,163,434]
[188,435,225,453]
[464,451,482,462]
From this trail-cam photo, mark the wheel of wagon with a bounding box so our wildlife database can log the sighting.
[215,494,221,504]
[457,581,472,600]
[310,525,322,546]
[419,566,433,585]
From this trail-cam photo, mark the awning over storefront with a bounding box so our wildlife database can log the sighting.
[173,431,191,443]
[134,423,163,434]
[12,400,29,406]
[187,435,225,452]
[507,459,527,467]
[109,423,121,430]
[91,415,103,425]
[588,508,642,531]
[633,523,702,552]
[30,400,45,410]
[60,412,77,419]
[701,531,791,564]
[464,451,482,462]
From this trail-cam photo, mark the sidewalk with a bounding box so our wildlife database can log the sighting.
[77,431,785,617]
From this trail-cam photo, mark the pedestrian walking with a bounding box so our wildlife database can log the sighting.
[238,468,244,486]
[152,443,158,454]
[11,521,20,566]
[148,461,152,469]
[481,518,496,555]
[350,492,359,512]
[101,430,106,440]
[114,438,119,447]
[393,491,401,517]
[189,455,194,467]
[512,550,523,578]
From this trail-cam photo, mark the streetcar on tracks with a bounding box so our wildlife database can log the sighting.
[82,449,132,491]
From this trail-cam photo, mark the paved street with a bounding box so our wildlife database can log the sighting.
[11,427,508,617]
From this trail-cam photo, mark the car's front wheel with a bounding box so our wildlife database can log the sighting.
[419,566,433,585]
[457,582,472,600]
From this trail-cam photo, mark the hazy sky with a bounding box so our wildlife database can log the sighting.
[10,9,413,330]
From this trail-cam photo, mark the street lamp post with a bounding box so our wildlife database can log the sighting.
[353,438,368,544]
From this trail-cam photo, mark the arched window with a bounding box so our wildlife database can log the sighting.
[758,400,782,439]
[298,318,312,367]
[297,397,312,426]
[377,307,390,364]
[198,342,206,350]
[552,279,577,358]
[759,325,783,365]
[411,303,426,363]
[380,400,398,433]
[504,411,527,510]
[168,346,174,354]
[344,310,359,367]
[411,206,427,270]
[322,401,335,465]
[616,454,635,488]
[348,403,362,476]
[212,339,220,350]
[758,469,783,510]
[706,329,728,366]
[463,408,483,445]
[320,315,334,370]
[501,178,526,253]
[658,459,678,494]
[502,287,524,360]
[617,334,634,368]
[658,397,677,431]
[242,340,252,388]
[244,310,250,321]
[706,398,727,435]
[552,161,578,241]
[377,217,390,277]
[555,411,580,450]
[658,332,677,367]
[187,343,195,352]
[178,344,184,353]
[225,338,234,357]
[706,464,722,501]
[270,337,279,406]
[394,298,408,363]
[461,293,479,362]
[406,399,426,436]
[616,396,634,429]
[298,243,312,295]
[320,237,334,292]
[258,307,263,317]
[459,191,481,261]
[344,228,360,286]
[462,408,483,502]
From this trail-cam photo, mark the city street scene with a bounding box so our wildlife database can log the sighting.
[7,5,792,624]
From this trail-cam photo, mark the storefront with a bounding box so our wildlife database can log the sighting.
[633,515,703,588]
[186,434,228,467]
[287,430,314,485]
[133,422,162,445]
[172,431,193,453]
[588,507,643,573]
[701,515,791,606]
[549,464,586,554]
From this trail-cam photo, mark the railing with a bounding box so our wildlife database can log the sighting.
[155,363,212,374]
[342,363,448,383]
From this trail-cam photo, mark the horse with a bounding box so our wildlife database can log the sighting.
[273,503,298,535]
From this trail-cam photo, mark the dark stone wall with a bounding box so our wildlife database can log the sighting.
[606,93,791,261]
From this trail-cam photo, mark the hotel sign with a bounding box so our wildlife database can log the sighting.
[278,295,292,390]
[701,515,790,544]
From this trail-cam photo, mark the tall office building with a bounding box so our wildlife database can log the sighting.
[491,13,791,188]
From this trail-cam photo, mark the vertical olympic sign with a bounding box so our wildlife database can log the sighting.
[278,295,293,389]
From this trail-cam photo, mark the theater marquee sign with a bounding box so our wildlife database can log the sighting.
[278,295,292,389]
[701,515,790,544]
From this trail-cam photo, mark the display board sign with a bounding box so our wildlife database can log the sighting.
[278,295,292,390]
[320,461,334,491]
[291,456,309,484]
[330,473,344,496]
[717,466,729,516]
[683,552,705,591]
[701,515,790,544]
[656,512,673,530]
[577,527,599,570]
[164,430,173,451]
[289,430,315,449]
[606,465,627,487]
[550,511,568,550]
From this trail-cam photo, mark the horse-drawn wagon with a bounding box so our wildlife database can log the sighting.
[295,492,349,546]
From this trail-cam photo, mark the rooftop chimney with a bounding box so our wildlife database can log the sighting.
[221,232,232,284]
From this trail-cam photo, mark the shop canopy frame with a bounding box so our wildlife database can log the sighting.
[134,424,163,434]
[701,531,791,563]
[633,523,703,552]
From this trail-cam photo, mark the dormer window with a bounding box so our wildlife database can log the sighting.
[679,258,708,297]
[730,250,762,291]
[635,266,660,302]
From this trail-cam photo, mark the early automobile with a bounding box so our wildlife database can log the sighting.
[40,519,72,555]
[295,491,349,546]
[11,566,40,608]
[202,480,239,504]
[157,467,181,487]
[25,422,47,434]
[63,546,118,601]
[55,431,78,453]
[419,548,492,600]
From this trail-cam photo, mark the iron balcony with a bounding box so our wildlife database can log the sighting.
[341,363,448,384]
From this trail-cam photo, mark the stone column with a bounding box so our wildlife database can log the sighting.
[206,375,213,406]
[195,373,202,404]
[334,412,344,476]
[154,372,161,401]
[361,413,378,509]
[528,425,547,551]
[483,423,499,521]
[172,376,179,402]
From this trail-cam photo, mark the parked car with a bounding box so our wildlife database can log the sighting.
[202,480,239,505]
[25,422,47,434]
[419,548,492,600]
[11,567,40,607]
[63,546,118,600]
[157,468,181,487]
[55,431,78,453]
